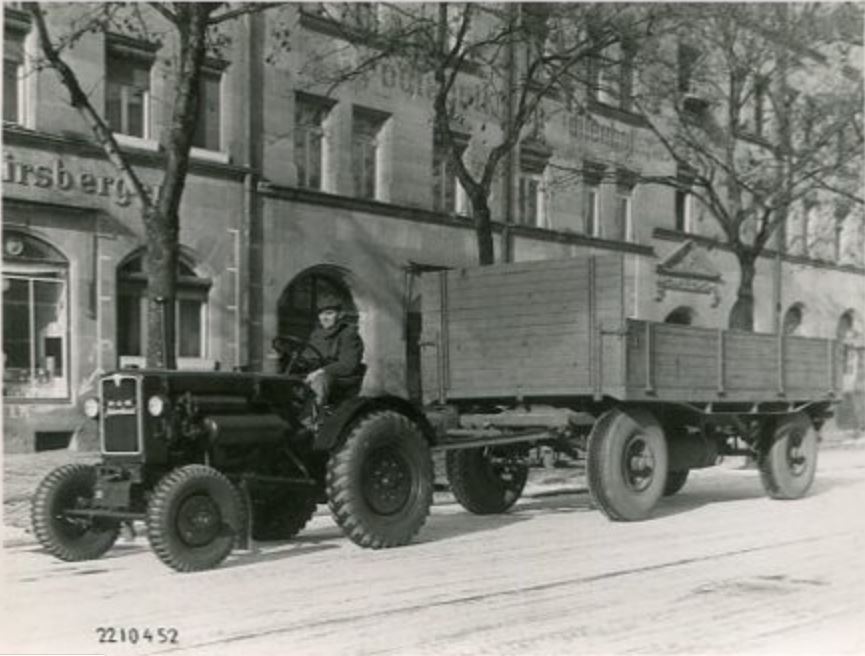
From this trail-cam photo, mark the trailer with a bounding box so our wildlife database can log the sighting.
[420,253,840,520]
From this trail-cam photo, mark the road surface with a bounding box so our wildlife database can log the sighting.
[2,446,865,656]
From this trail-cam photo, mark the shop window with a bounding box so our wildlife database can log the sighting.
[2,232,70,400]
[432,132,470,217]
[3,13,29,125]
[105,35,157,139]
[277,268,357,341]
[352,106,388,200]
[117,252,210,362]
[294,92,334,191]
[192,63,226,152]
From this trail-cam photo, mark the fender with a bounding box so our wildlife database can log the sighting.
[314,395,437,452]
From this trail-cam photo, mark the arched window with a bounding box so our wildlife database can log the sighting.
[782,303,805,335]
[664,306,695,325]
[117,251,211,362]
[2,231,70,399]
[277,267,356,340]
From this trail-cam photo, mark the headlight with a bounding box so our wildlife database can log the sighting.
[83,397,100,419]
[147,395,167,417]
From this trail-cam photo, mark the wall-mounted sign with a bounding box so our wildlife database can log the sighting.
[3,150,161,208]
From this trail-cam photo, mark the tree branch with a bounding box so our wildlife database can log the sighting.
[27,2,153,208]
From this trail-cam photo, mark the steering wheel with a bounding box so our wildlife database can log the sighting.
[272,335,326,376]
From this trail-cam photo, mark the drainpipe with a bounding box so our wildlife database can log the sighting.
[501,2,519,263]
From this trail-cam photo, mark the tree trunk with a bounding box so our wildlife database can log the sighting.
[471,195,496,265]
[728,254,757,332]
[144,206,179,369]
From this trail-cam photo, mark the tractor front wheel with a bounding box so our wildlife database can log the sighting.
[31,464,120,562]
[327,410,433,549]
[146,465,244,572]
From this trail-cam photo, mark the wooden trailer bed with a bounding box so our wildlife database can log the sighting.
[420,254,842,405]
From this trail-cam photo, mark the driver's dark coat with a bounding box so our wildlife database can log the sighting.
[307,321,364,378]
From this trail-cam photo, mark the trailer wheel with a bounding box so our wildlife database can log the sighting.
[445,448,528,514]
[31,464,120,562]
[327,410,433,549]
[146,465,244,572]
[663,469,690,497]
[759,412,818,500]
[251,493,317,541]
[587,407,669,521]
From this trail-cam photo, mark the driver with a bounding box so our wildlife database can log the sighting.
[304,295,364,408]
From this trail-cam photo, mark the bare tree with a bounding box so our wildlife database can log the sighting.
[633,2,863,331]
[283,2,658,265]
[26,2,276,367]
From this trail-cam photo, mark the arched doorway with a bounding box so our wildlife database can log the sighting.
[277,266,357,340]
[664,306,695,325]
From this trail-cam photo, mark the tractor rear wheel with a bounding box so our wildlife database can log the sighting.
[251,492,317,541]
[327,410,433,549]
[31,464,120,562]
[587,407,669,521]
[446,448,528,514]
[759,412,818,500]
[146,465,244,572]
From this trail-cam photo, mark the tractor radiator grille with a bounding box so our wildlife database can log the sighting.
[101,375,142,454]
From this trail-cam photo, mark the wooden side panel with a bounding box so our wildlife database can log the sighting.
[419,273,442,404]
[625,319,842,402]
[423,254,628,400]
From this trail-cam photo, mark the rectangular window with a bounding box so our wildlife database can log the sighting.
[615,193,633,241]
[106,51,151,138]
[341,2,378,31]
[678,43,700,94]
[675,190,694,232]
[518,174,545,228]
[117,294,206,359]
[584,187,600,237]
[432,138,470,216]
[4,29,25,124]
[295,94,333,190]
[177,298,204,358]
[193,69,222,151]
[352,107,387,200]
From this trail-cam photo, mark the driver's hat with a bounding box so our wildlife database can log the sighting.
[316,294,342,313]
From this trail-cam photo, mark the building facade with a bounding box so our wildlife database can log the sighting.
[3,4,863,452]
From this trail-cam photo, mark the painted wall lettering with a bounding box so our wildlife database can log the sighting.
[3,151,160,208]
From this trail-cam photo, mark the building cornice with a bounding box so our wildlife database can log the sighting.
[653,227,865,276]
[2,125,253,180]
[259,182,656,257]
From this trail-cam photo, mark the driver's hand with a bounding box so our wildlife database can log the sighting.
[305,368,325,385]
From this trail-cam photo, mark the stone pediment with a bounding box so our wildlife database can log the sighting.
[655,240,723,306]
[656,240,722,281]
